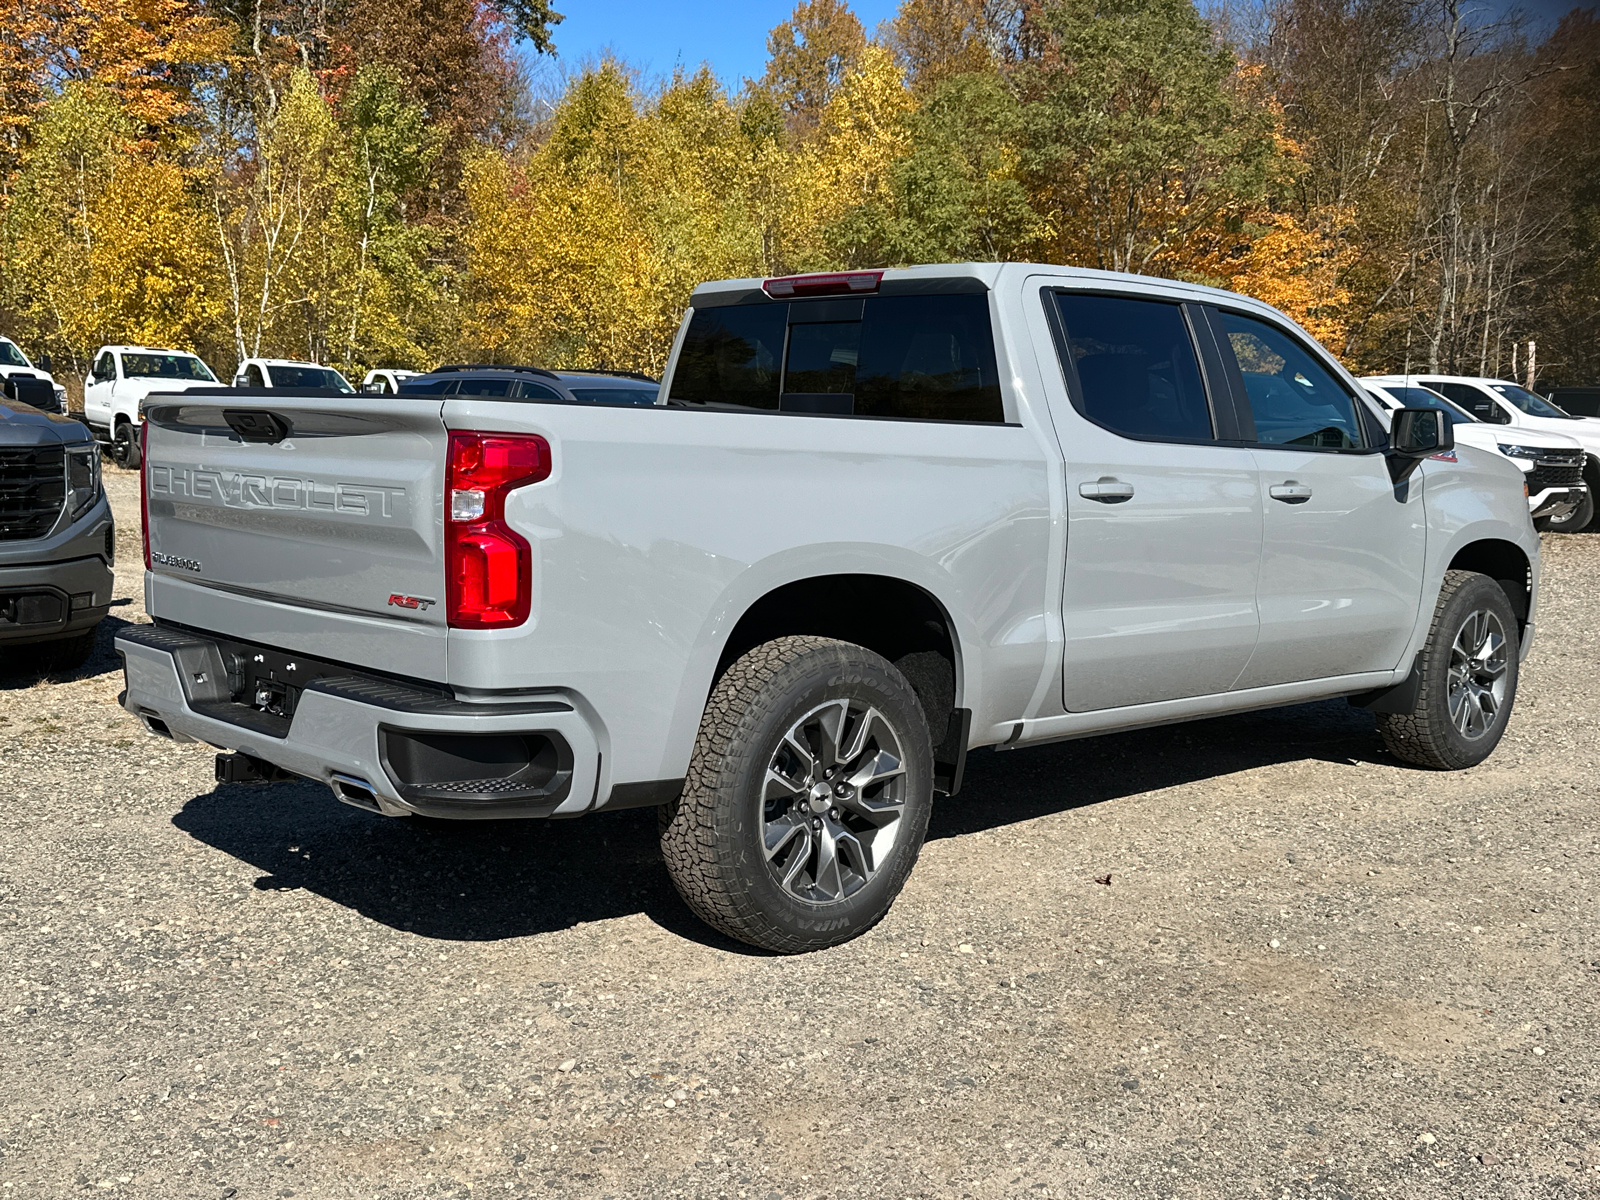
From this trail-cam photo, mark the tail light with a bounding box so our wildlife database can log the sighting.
[446,431,550,628]
[140,422,151,570]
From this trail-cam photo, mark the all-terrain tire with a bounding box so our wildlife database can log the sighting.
[1376,570,1520,770]
[659,636,934,953]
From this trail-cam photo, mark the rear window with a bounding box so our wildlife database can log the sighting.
[669,293,1003,423]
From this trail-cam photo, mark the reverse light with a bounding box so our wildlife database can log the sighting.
[762,271,883,299]
[140,423,151,570]
[445,431,550,629]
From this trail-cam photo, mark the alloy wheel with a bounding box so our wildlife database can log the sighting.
[1447,608,1509,740]
[761,699,908,905]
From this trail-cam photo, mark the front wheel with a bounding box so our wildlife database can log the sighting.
[1377,570,1520,770]
[659,636,934,953]
[1534,488,1594,533]
[111,421,141,470]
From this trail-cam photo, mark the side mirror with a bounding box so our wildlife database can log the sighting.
[1388,408,1454,482]
[39,353,52,373]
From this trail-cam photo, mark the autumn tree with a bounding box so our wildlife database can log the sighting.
[885,0,993,92]
[1013,0,1289,275]
[760,0,867,137]
[2,84,220,373]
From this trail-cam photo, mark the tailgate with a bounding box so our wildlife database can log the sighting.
[143,392,450,680]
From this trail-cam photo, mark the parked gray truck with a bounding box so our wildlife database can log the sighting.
[117,263,1538,952]
[1,392,113,668]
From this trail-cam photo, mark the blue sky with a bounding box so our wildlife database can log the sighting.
[534,0,1592,91]
[540,0,903,89]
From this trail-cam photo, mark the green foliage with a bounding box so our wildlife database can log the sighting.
[882,71,1041,263]
[1014,0,1286,273]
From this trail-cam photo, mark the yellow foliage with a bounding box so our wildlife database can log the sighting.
[86,156,223,347]
[781,44,915,270]
[460,65,780,375]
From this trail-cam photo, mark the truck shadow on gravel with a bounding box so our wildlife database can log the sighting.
[0,609,136,690]
[170,698,1388,951]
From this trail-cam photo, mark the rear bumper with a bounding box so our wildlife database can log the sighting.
[115,624,602,819]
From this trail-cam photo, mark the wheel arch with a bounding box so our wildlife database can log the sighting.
[1447,538,1532,634]
[713,572,970,793]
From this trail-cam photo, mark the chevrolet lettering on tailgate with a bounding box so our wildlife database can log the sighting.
[149,465,408,519]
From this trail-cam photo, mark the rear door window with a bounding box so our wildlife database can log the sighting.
[1050,293,1214,441]
[1217,311,1363,450]
[671,304,787,410]
[516,381,564,400]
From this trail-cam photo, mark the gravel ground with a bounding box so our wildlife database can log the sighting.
[2,466,1598,1200]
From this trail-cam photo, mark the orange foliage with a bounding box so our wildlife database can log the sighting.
[0,0,231,153]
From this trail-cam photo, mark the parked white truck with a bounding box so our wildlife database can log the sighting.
[0,336,67,412]
[83,345,221,469]
[117,264,1539,952]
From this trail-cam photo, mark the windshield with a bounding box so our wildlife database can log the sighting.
[0,340,30,368]
[569,385,659,406]
[1381,385,1477,425]
[270,364,353,392]
[1489,382,1573,419]
[122,353,216,382]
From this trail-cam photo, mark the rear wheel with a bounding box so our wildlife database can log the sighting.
[1376,570,1519,770]
[659,636,934,953]
[111,421,140,470]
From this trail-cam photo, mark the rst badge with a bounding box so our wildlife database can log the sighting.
[387,593,436,611]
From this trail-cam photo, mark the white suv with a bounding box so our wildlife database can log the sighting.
[1368,374,1600,531]
[83,345,221,470]
[1362,378,1589,531]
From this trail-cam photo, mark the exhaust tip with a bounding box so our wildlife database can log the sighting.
[329,773,382,813]
[139,710,173,739]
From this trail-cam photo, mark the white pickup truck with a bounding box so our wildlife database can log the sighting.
[118,264,1538,952]
[83,345,222,469]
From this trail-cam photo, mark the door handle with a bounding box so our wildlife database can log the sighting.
[1269,482,1313,504]
[1079,477,1135,503]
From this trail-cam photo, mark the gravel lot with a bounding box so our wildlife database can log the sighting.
[2,466,1597,1200]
